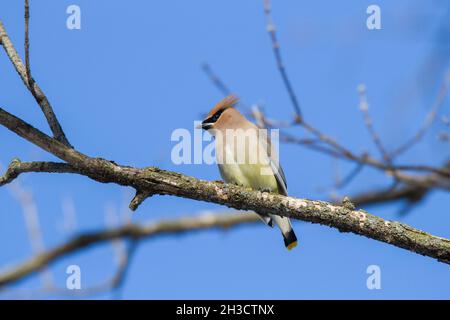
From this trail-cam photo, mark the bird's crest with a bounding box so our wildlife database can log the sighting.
[206,95,239,118]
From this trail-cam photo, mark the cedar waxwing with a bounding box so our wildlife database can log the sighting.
[200,95,298,250]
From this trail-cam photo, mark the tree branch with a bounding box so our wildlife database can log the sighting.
[201,63,232,97]
[0,159,81,186]
[357,84,390,162]
[1,196,450,288]
[24,0,31,86]
[0,20,71,146]
[0,160,435,209]
[0,212,260,287]
[390,72,450,158]
[263,0,302,122]
[0,106,449,273]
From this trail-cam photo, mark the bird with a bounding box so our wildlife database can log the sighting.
[199,95,297,250]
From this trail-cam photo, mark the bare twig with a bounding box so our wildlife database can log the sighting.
[0,20,71,146]
[263,0,302,122]
[281,126,450,178]
[335,163,365,190]
[250,104,267,129]
[300,120,361,159]
[0,212,259,287]
[390,72,450,158]
[129,190,154,211]
[443,116,450,126]
[0,159,81,187]
[103,206,136,299]
[357,84,390,161]
[349,183,427,207]
[24,0,32,86]
[201,63,231,97]
[0,241,137,298]
[8,181,53,289]
[59,198,77,234]
[439,132,450,141]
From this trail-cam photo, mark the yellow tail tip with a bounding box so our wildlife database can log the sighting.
[286,241,298,250]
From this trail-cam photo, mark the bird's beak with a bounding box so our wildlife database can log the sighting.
[197,121,213,130]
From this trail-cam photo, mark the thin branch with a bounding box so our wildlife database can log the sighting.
[8,180,54,289]
[349,183,427,207]
[201,62,252,115]
[357,84,390,162]
[24,0,33,88]
[0,20,71,146]
[280,132,344,158]
[0,241,137,298]
[263,0,302,122]
[0,159,81,187]
[390,72,450,158]
[443,116,450,126]
[335,163,365,190]
[440,117,450,141]
[281,127,450,178]
[103,206,136,299]
[201,63,231,96]
[250,104,267,129]
[387,168,450,189]
[129,190,154,211]
[0,212,260,287]
[247,107,353,158]
[439,132,450,142]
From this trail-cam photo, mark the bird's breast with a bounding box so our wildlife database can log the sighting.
[216,143,279,192]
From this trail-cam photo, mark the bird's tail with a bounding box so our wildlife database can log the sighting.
[271,215,298,250]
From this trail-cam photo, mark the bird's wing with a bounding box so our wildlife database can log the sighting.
[271,160,288,196]
[257,214,274,227]
[258,129,288,196]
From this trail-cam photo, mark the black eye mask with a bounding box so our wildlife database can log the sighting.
[202,107,230,125]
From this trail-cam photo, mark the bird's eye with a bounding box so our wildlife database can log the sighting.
[204,107,229,124]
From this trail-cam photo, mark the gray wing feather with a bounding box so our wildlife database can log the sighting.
[261,131,288,196]
[270,159,288,196]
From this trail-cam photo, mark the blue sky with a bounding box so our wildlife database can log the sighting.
[0,0,449,299]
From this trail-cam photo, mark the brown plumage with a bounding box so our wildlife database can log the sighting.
[205,95,239,119]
